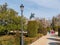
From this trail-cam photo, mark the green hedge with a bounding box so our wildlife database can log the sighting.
[27,21,38,37]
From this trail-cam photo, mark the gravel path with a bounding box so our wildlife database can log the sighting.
[30,33,60,45]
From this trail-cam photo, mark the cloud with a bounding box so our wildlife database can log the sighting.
[17,0,60,19]
[24,4,60,20]
[26,0,60,9]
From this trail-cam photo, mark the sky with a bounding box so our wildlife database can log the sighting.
[0,0,60,19]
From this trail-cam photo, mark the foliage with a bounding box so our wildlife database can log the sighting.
[27,21,38,37]
[53,26,58,31]
[36,34,43,39]
[0,35,17,45]
[47,27,51,31]
[0,3,27,32]
[51,16,58,31]
[14,32,20,45]
[24,34,43,45]
[0,25,5,32]
[58,26,60,36]
[24,37,34,45]
[38,22,47,35]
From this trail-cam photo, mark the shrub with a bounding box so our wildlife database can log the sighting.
[0,35,16,45]
[42,28,47,35]
[38,22,47,35]
[47,27,51,31]
[27,21,38,37]
[36,34,43,39]
[24,34,43,45]
[24,37,34,44]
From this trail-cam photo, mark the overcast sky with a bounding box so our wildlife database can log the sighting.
[0,0,60,19]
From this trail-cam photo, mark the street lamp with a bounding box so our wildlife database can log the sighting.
[20,4,24,45]
[20,4,24,16]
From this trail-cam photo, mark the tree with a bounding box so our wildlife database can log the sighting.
[0,3,7,13]
[51,16,58,31]
[0,3,27,32]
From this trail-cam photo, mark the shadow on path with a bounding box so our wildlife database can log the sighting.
[47,38,60,41]
[49,42,60,45]
[47,37,60,45]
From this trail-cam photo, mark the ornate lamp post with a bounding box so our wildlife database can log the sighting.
[20,4,24,45]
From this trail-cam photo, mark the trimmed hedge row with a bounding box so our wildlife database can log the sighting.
[27,21,38,37]
[24,34,43,45]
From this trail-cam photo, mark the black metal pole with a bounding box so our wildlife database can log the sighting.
[20,9,24,45]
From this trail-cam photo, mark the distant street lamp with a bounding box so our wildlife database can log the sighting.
[20,4,24,45]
